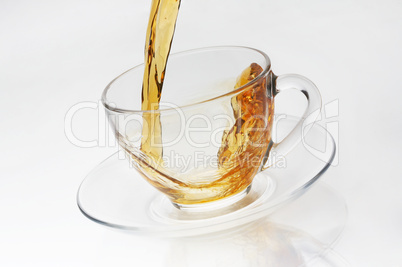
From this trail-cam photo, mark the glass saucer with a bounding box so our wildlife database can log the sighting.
[77,117,336,237]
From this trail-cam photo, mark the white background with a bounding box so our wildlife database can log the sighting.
[1,0,402,266]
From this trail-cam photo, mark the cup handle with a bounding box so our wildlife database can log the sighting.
[261,73,322,171]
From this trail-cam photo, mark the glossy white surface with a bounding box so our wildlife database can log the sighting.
[1,0,401,266]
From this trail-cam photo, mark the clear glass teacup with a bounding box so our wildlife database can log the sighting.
[102,46,321,210]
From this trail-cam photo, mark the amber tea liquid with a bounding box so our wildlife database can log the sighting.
[141,0,181,163]
[136,1,274,205]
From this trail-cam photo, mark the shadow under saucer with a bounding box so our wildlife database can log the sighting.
[93,182,348,267]
[164,182,347,267]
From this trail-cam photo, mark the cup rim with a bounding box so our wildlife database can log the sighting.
[101,46,272,114]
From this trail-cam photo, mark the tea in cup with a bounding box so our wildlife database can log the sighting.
[102,46,321,209]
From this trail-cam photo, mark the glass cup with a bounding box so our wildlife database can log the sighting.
[102,46,321,210]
